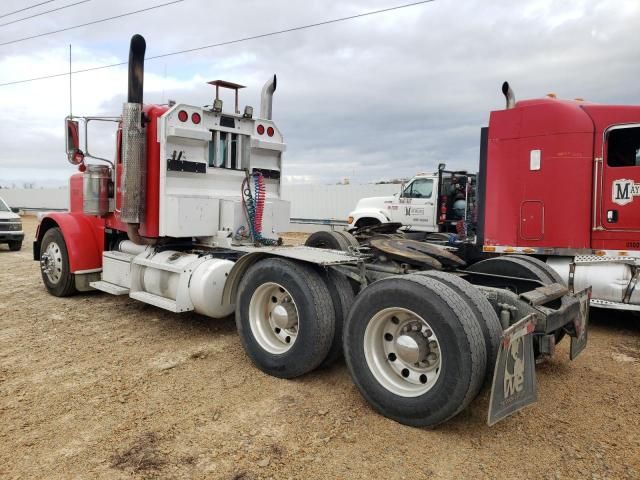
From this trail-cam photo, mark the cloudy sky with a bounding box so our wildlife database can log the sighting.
[0,0,638,187]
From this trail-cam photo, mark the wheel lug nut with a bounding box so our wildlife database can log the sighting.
[275,327,281,334]
[388,353,397,362]
[423,329,432,337]
[384,333,393,341]
[427,353,437,363]
[401,368,410,378]
[391,316,399,325]
[429,341,438,349]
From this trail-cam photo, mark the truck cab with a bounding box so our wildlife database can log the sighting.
[347,168,476,234]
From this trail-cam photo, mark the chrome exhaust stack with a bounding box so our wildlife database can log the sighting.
[260,74,277,120]
[121,34,147,225]
[502,81,516,109]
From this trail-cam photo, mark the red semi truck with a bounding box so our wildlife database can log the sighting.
[346,82,640,312]
[33,35,590,427]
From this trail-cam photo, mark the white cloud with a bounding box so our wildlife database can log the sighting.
[0,0,639,187]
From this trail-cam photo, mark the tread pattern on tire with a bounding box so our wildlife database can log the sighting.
[236,257,335,378]
[403,274,487,419]
[304,231,349,251]
[344,274,487,426]
[508,254,565,285]
[416,270,502,384]
[335,231,360,249]
[318,268,355,368]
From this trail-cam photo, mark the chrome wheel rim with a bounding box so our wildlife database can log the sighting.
[364,307,442,397]
[41,241,63,284]
[248,282,299,354]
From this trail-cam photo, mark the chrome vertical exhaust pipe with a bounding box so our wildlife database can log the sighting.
[260,74,277,120]
[121,34,146,226]
[121,34,155,244]
[502,81,515,109]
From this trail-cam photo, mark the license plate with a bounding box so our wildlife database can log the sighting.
[487,314,538,426]
[570,288,590,360]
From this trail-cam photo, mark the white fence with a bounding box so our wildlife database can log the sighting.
[1,183,401,231]
[282,184,399,222]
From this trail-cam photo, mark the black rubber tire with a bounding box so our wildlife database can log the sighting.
[508,255,565,285]
[467,256,565,347]
[8,241,22,251]
[467,256,550,285]
[304,231,349,251]
[235,258,335,379]
[318,268,355,368]
[343,274,486,427]
[417,270,502,384]
[335,231,360,249]
[39,227,77,297]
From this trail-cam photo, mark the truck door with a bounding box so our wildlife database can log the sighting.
[601,125,640,231]
[395,178,436,230]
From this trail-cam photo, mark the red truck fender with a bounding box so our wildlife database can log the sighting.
[34,212,104,273]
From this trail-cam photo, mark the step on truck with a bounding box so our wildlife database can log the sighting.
[346,82,640,313]
[34,35,589,427]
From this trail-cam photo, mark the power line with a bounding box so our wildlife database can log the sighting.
[0,1,57,20]
[0,0,435,87]
[0,0,184,47]
[0,0,92,29]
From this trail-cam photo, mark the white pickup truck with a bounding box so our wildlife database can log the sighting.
[347,167,476,234]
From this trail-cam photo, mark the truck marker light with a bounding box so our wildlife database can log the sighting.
[178,110,188,122]
[618,251,628,256]
[267,126,275,137]
[191,112,201,124]
[504,247,515,253]
[595,250,606,257]
[257,124,265,135]
[483,246,496,252]
[348,216,354,224]
[523,248,535,254]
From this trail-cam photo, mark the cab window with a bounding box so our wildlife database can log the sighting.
[402,178,433,199]
[607,126,640,167]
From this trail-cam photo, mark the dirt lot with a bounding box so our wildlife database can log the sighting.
[1,216,639,479]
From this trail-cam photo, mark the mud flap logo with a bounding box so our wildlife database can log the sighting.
[487,315,538,426]
[504,337,525,397]
[612,179,640,206]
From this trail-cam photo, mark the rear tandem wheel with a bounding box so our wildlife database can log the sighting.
[343,274,487,427]
[235,258,336,378]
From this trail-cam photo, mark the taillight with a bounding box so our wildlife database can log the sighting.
[267,126,274,137]
[257,124,265,135]
[439,195,447,223]
[191,112,201,124]
[178,110,188,122]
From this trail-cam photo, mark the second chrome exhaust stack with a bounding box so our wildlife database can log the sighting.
[502,81,516,109]
[260,74,277,120]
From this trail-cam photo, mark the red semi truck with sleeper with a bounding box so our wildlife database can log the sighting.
[346,82,640,312]
[34,35,590,428]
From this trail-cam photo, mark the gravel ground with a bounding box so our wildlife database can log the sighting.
[1,216,639,479]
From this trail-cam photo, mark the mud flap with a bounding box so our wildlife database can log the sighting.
[570,288,590,360]
[487,314,537,426]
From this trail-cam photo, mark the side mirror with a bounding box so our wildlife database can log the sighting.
[66,118,84,165]
[399,182,406,198]
[11,207,19,213]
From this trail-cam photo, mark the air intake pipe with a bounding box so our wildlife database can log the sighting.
[121,34,155,245]
[502,81,515,109]
[260,74,277,120]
